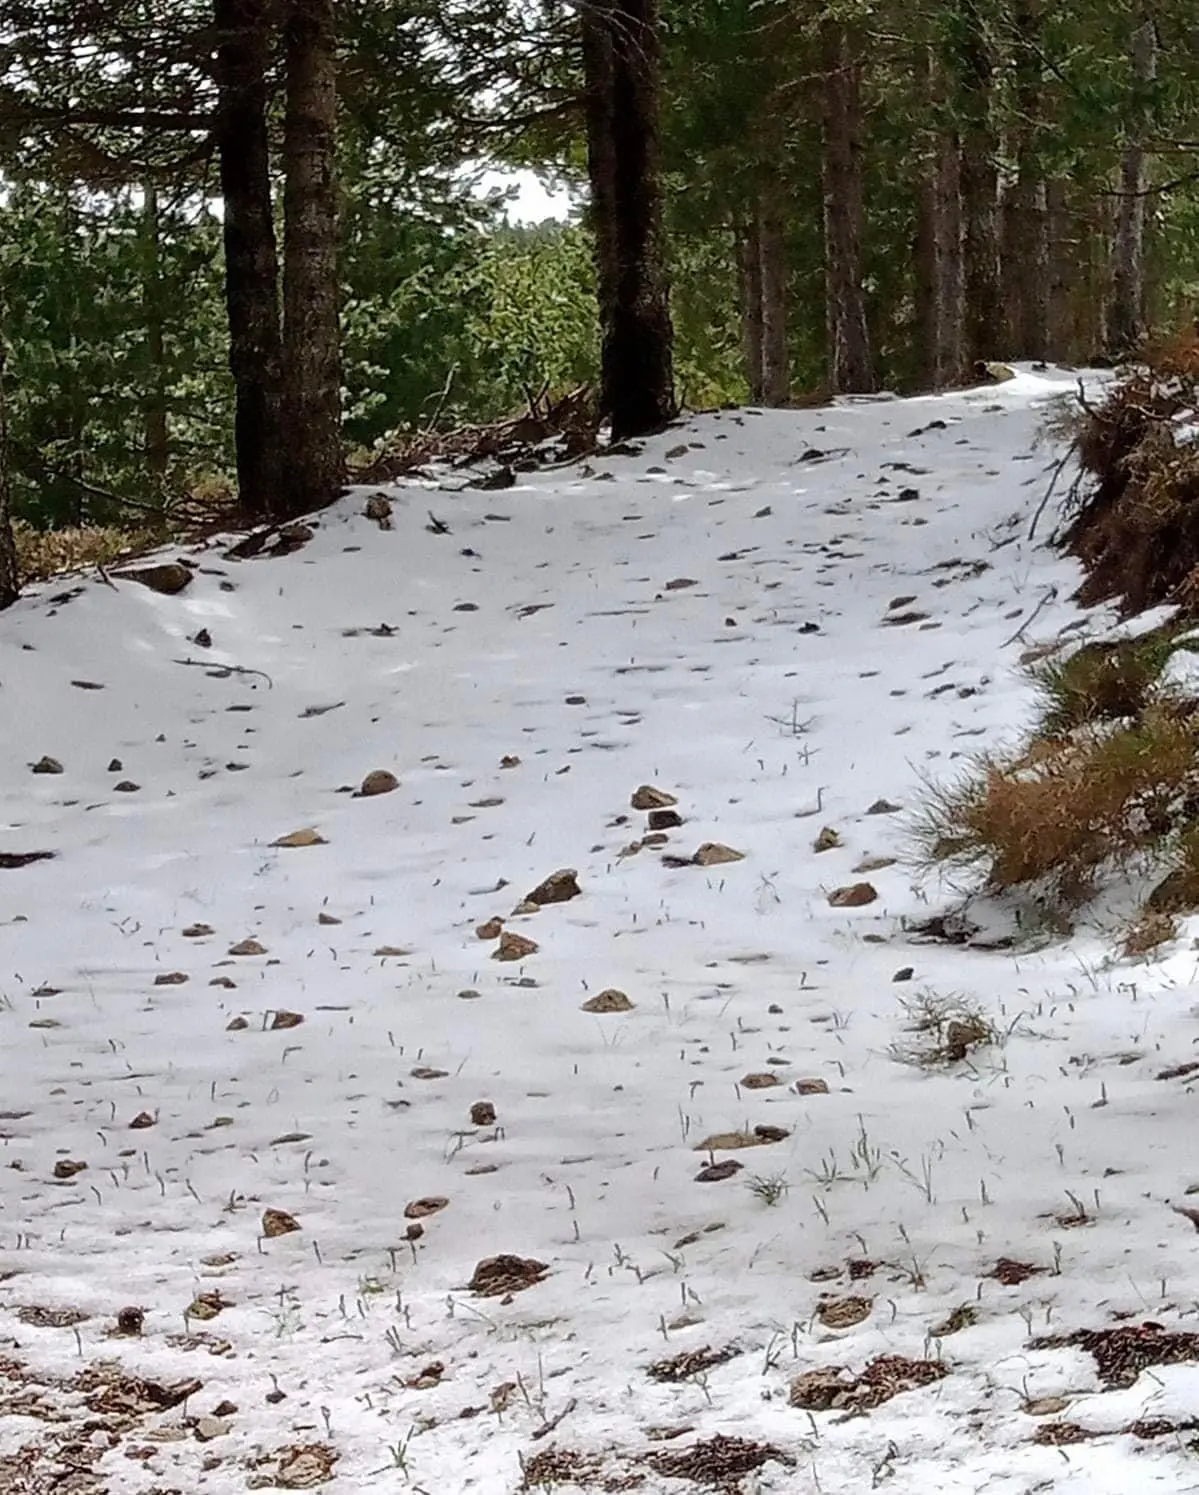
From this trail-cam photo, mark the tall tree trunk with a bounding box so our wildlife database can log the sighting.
[1046,179,1073,359]
[1000,0,1049,358]
[759,193,790,405]
[142,181,170,488]
[820,21,875,393]
[1105,16,1157,356]
[913,50,963,389]
[736,212,765,402]
[955,0,1002,365]
[581,0,676,439]
[213,0,284,519]
[0,340,19,610]
[281,0,343,515]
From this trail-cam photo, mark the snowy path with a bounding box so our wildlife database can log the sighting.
[4,370,1199,1494]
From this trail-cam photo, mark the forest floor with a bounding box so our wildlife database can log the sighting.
[5,369,1199,1495]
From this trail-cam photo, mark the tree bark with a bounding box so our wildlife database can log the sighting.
[736,212,765,402]
[581,0,676,439]
[955,0,1002,365]
[281,0,343,514]
[1000,0,1049,359]
[758,195,790,406]
[213,0,285,519]
[820,20,875,393]
[142,180,170,487]
[0,341,19,610]
[1105,16,1157,356]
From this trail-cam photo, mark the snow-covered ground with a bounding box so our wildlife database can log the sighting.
[5,370,1199,1495]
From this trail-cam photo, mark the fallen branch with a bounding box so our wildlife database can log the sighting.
[171,656,273,688]
[1001,585,1059,648]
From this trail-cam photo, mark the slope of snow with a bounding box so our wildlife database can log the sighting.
[4,369,1199,1494]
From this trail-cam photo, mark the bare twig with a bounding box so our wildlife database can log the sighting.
[171,656,273,687]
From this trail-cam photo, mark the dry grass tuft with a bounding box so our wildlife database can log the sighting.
[914,703,1199,908]
[1122,910,1179,958]
[890,990,995,1067]
[15,521,166,583]
[1030,633,1181,737]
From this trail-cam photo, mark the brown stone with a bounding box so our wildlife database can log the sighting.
[582,989,634,1013]
[631,784,678,810]
[492,931,538,961]
[262,1208,301,1238]
[525,868,581,906]
[693,842,745,866]
[115,561,193,595]
[828,882,878,907]
[357,769,399,797]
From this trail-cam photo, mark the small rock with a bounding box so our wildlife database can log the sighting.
[114,561,193,595]
[817,1295,872,1330]
[364,493,393,526]
[226,1016,249,1031]
[404,1197,449,1219]
[262,1208,301,1238]
[492,931,538,961]
[854,855,896,873]
[183,923,215,938]
[865,798,901,815]
[693,842,745,866]
[31,756,64,775]
[357,769,399,798]
[476,916,504,940]
[113,780,141,793]
[582,989,634,1013]
[500,755,521,768]
[195,1416,230,1442]
[813,826,841,853]
[129,1111,155,1129]
[648,808,683,830]
[509,899,539,915]
[524,868,581,906]
[741,1072,780,1090]
[155,971,189,985]
[115,1306,144,1336]
[411,1065,449,1079]
[228,938,267,956]
[631,784,678,810]
[457,988,482,1000]
[470,1101,497,1125]
[107,758,123,772]
[469,1254,548,1297]
[271,1009,304,1030]
[53,1159,87,1179]
[790,1368,849,1411]
[795,1078,830,1095]
[212,1400,238,1418]
[272,827,327,848]
[317,911,341,925]
[828,882,877,907]
[695,1160,744,1183]
[405,1222,424,1241]
[892,966,914,982]
[211,975,237,989]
